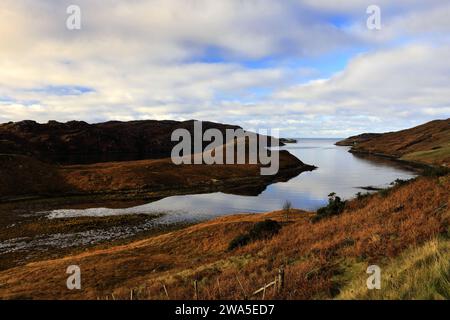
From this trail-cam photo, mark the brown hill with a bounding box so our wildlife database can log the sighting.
[0,154,71,199]
[0,120,313,201]
[336,119,450,167]
[0,151,312,201]
[335,133,382,146]
[0,120,251,164]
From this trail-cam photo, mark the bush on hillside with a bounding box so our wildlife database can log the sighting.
[422,166,450,178]
[312,192,346,223]
[227,234,251,251]
[356,191,371,201]
[391,178,413,187]
[228,219,281,251]
[282,200,292,221]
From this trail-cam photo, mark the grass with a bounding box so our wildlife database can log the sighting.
[0,175,448,300]
[228,219,282,251]
[401,143,450,166]
[337,237,450,300]
[348,119,450,167]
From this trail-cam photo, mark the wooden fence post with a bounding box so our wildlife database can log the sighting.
[194,280,199,300]
[217,278,221,299]
[277,268,285,293]
[163,284,170,299]
[236,276,248,300]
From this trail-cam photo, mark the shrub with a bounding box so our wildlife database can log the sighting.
[228,219,281,251]
[422,166,450,178]
[356,191,371,200]
[282,200,292,221]
[249,219,282,240]
[227,234,251,251]
[312,193,346,223]
[391,178,413,187]
[379,188,391,197]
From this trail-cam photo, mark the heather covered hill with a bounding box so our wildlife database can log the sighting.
[0,151,312,201]
[0,120,313,201]
[335,133,382,146]
[336,119,450,167]
[0,120,245,164]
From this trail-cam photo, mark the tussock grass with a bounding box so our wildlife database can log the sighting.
[337,237,450,300]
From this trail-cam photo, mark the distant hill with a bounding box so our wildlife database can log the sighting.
[335,133,382,146]
[0,119,312,201]
[336,119,450,167]
[0,120,243,164]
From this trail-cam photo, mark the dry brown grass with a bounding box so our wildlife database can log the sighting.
[1,149,308,200]
[350,118,450,166]
[0,175,448,300]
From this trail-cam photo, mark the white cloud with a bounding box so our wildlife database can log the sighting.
[275,44,450,116]
[0,0,449,137]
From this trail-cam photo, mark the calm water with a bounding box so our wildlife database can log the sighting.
[47,139,417,224]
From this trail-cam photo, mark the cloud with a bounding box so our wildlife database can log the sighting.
[275,44,450,117]
[0,0,449,137]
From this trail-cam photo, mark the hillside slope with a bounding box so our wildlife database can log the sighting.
[338,237,450,300]
[0,150,312,201]
[336,119,450,167]
[0,174,448,299]
[0,120,282,164]
[0,120,313,201]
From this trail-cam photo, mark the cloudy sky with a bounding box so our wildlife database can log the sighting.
[1,0,449,137]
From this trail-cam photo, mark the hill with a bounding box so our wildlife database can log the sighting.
[0,120,248,164]
[0,120,314,201]
[0,174,448,299]
[336,119,450,167]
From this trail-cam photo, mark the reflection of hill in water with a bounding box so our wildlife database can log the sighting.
[350,152,422,172]
[41,139,418,223]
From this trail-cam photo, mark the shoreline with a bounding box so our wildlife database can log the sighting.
[348,149,434,171]
[0,150,418,274]
[0,163,316,205]
[0,173,447,299]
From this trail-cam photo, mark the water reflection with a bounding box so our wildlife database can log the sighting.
[48,139,417,222]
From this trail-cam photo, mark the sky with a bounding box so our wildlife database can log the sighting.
[1,0,449,137]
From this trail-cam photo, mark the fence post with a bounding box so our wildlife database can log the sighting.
[236,276,248,300]
[217,278,221,299]
[277,267,285,293]
[163,284,170,299]
[194,280,199,300]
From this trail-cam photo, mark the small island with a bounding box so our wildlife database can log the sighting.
[279,138,298,144]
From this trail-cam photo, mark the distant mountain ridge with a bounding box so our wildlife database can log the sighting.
[0,119,251,164]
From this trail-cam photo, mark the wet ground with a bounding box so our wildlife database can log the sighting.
[0,199,192,270]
